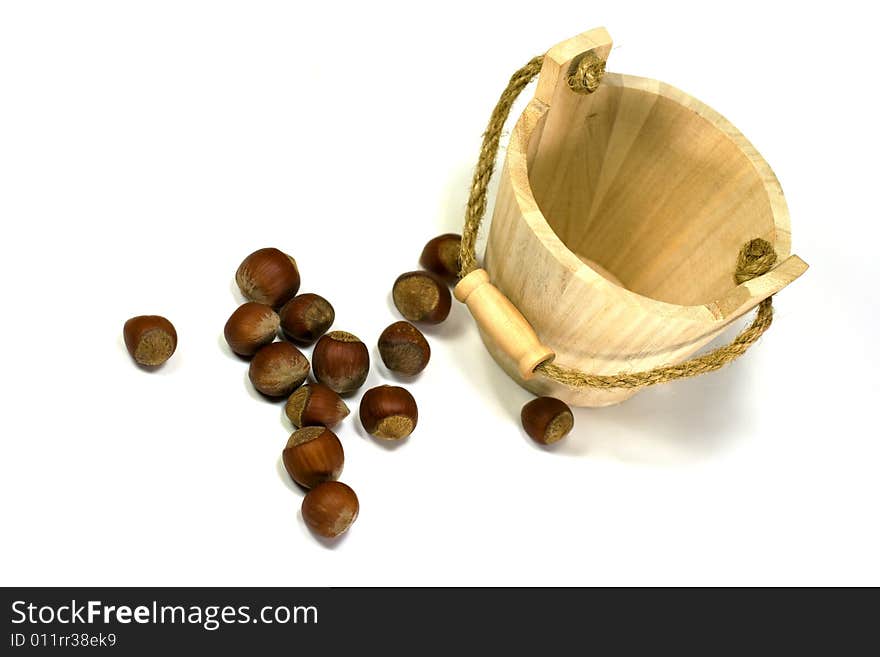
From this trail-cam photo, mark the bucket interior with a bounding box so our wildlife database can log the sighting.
[527,81,779,307]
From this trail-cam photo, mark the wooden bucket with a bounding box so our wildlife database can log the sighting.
[455,28,808,407]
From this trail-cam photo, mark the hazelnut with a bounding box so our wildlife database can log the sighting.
[312,331,370,395]
[359,385,418,440]
[419,233,462,284]
[123,315,177,367]
[282,426,344,490]
[392,271,451,324]
[285,383,350,429]
[248,342,309,397]
[521,397,574,445]
[279,293,335,345]
[235,247,300,308]
[301,481,359,539]
[378,321,430,375]
[223,302,280,357]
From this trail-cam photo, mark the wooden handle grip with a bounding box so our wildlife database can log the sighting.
[454,269,555,380]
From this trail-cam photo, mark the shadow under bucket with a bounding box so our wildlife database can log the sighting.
[456,28,808,407]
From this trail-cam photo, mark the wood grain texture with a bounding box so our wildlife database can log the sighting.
[455,269,555,380]
[476,29,807,407]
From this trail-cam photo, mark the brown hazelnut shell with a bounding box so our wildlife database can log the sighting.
[419,233,462,284]
[223,302,280,357]
[285,383,350,429]
[282,427,344,490]
[235,247,300,308]
[392,270,451,324]
[312,331,370,395]
[359,385,418,440]
[301,481,359,538]
[378,321,431,376]
[521,397,574,445]
[279,293,335,346]
[123,315,177,367]
[248,341,309,397]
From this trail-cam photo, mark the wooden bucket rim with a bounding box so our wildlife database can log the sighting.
[505,72,805,323]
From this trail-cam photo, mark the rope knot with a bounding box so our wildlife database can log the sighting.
[567,52,606,94]
[735,238,778,284]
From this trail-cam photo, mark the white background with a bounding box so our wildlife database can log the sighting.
[1,1,877,586]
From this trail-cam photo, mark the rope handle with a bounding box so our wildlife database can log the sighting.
[457,53,778,391]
